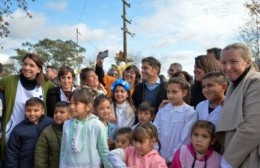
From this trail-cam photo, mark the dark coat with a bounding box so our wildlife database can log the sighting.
[46,87,61,117]
[5,116,53,168]
[132,75,167,113]
[190,81,206,108]
[34,124,63,168]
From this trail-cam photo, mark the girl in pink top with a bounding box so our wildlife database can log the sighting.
[109,123,167,168]
[171,120,221,168]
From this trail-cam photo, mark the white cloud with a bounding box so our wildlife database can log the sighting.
[133,0,247,52]
[0,54,11,64]
[45,0,68,12]
[0,0,251,76]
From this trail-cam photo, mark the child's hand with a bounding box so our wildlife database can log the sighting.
[109,114,116,123]
[96,52,104,67]
[159,99,170,109]
[107,138,115,150]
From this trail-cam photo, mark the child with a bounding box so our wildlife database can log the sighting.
[132,101,155,129]
[153,77,197,164]
[114,127,132,149]
[109,123,167,168]
[59,89,112,168]
[94,95,117,150]
[6,97,53,168]
[171,120,221,168]
[34,101,71,168]
[196,72,227,127]
[110,79,136,128]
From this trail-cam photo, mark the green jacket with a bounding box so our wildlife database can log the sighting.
[34,124,63,168]
[0,75,54,159]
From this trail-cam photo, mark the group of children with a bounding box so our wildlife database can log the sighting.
[4,71,227,168]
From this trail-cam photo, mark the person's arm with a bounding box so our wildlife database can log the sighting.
[108,148,127,168]
[6,128,20,168]
[95,53,105,85]
[97,123,112,168]
[34,128,50,168]
[223,80,260,167]
[59,123,67,168]
[221,158,233,168]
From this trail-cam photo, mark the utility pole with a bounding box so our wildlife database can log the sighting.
[121,0,134,61]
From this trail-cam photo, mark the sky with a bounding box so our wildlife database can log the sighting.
[0,0,249,75]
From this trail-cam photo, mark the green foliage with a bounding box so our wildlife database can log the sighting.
[6,38,86,74]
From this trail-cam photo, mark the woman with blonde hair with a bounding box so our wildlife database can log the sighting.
[216,43,260,168]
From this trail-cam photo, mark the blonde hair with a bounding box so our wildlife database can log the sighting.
[222,43,253,62]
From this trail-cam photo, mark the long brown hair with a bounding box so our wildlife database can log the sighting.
[22,53,45,86]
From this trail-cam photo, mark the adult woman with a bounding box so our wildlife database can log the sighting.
[107,66,121,79]
[122,65,141,95]
[190,55,220,107]
[46,66,76,117]
[80,67,107,99]
[216,43,260,168]
[95,54,141,97]
[0,53,54,157]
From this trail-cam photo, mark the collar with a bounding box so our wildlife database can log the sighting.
[232,67,250,87]
[116,101,127,109]
[144,77,161,90]
[187,143,214,161]
[19,73,37,90]
[25,115,45,124]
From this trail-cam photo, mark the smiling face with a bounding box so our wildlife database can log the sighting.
[194,65,206,82]
[95,99,111,122]
[123,68,137,85]
[202,78,226,104]
[22,57,41,80]
[141,62,158,82]
[220,48,251,81]
[85,70,99,88]
[60,72,74,91]
[191,128,213,154]
[25,104,44,125]
[113,85,129,104]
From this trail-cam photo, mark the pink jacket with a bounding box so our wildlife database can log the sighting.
[125,146,167,168]
[171,144,221,168]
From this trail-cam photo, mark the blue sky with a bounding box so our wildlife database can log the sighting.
[0,0,248,75]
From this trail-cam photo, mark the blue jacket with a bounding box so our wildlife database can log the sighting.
[6,115,53,168]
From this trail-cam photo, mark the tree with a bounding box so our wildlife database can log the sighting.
[0,0,34,39]
[7,38,86,74]
[239,0,260,61]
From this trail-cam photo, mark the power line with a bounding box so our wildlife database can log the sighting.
[79,0,88,23]
[77,31,101,52]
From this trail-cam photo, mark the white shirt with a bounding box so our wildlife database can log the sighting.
[196,100,222,127]
[5,80,43,142]
[153,103,197,162]
[115,101,135,128]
